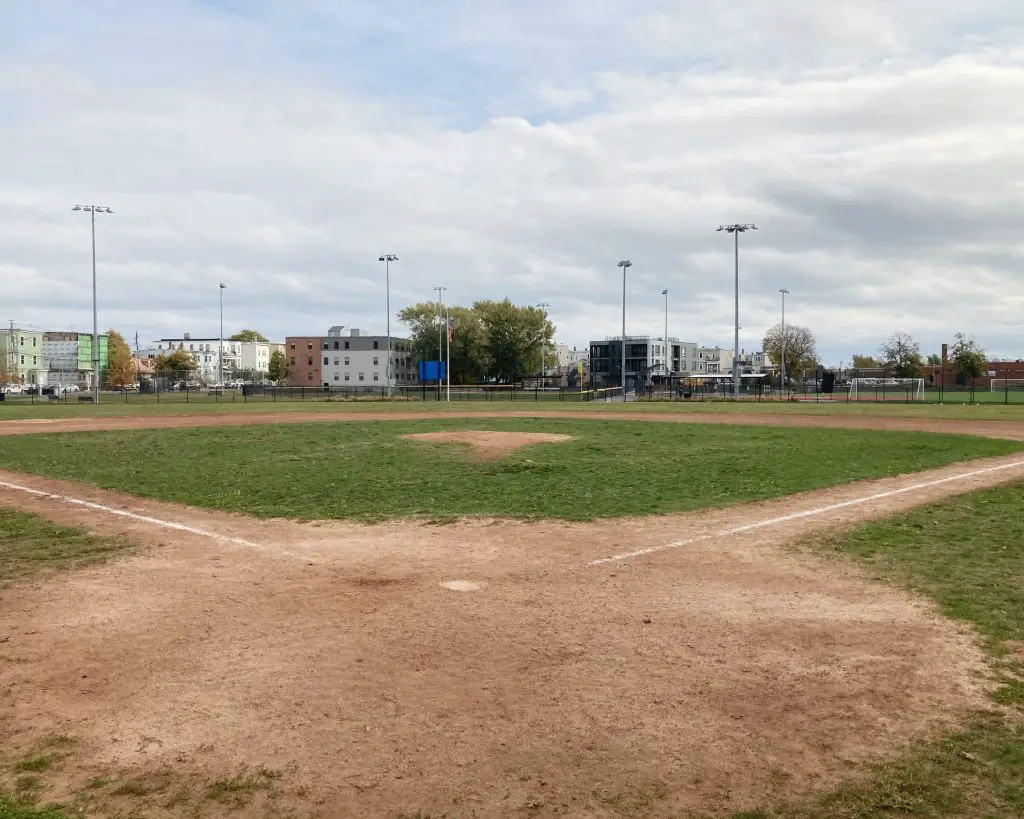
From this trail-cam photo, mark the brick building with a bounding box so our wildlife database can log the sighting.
[285,336,322,386]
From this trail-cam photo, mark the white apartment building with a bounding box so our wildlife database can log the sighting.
[736,350,773,372]
[152,334,281,382]
[554,345,589,374]
[316,326,416,387]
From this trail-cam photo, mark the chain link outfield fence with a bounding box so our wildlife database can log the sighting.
[3,369,1024,407]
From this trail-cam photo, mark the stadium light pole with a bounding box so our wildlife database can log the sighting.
[778,287,789,397]
[72,205,113,403]
[617,260,632,398]
[433,285,446,400]
[661,288,669,375]
[378,254,398,397]
[536,302,550,383]
[219,283,226,386]
[716,224,757,399]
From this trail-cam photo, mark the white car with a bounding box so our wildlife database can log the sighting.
[2,384,23,394]
[59,384,80,394]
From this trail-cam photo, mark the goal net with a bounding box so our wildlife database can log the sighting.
[991,379,1024,392]
[849,378,925,401]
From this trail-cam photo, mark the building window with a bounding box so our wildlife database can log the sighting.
[323,357,329,366]
[373,356,379,366]
[307,357,313,366]
[373,373,379,381]
[322,342,328,350]
[344,341,350,350]
[333,357,339,365]
[344,357,349,366]
[307,342,313,350]
[358,373,364,381]
[333,341,339,350]
[32,338,36,347]
[290,357,295,366]
[333,373,339,381]
[344,373,350,381]
[290,343,295,350]
[20,355,24,364]
[307,372,313,381]
[373,341,379,350]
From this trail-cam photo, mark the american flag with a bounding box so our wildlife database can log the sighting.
[447,320,455,343]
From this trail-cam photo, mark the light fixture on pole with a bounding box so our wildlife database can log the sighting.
[536,302,550,383]
[661,288,669,375]
[378,254,398,397]
[617,260,632,398]
[778,287,790,396]
[716,224,757,398]
[219,283,227,386]
[432,286,446,400]
[72,205,113,404]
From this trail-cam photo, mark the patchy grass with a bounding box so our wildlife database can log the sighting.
[739,482,1024,818]
[0,420,1019,522]
[0,798,67,819]
[204,767,281,807]
[0,509,133,587]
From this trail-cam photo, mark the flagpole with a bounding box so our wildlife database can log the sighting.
[445,305,451,402]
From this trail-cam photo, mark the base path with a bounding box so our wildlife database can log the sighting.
[1,409,1024,440]
[2,454,1023,817]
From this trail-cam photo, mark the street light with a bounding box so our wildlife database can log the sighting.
[72,205,113,404]
[219,283,227,386]
[661,288,669,376]
[536,302,550,384]
[433,285,446,401]
[778,287,790,397]
[716,224,757,398]
[378,254,398,397]
[617,260,632,398]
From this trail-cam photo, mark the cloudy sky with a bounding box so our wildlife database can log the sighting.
[2,0,1023,364]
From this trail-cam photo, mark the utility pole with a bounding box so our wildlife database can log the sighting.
[661,289,669,376]
[536,302,550,387]
[617,260,632,399]
[433,286,446,400]
[716,224,757,399]
[73,205,113,403]
[778,288,790,397]
[219,283,226,386]
[378,255,398,397]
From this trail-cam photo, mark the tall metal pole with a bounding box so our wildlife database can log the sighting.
[617,260,631,399]
[662,289,669,375]
[445,302,451,403]
[779,287,789,397]
[219,283,226,385]
[433,286,445,400]
[716,225,757,399]
[379,255,398,397]
[91,207,99,403]
[535,303,550,386]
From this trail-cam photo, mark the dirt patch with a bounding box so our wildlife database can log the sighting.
[401,429,573,459]
[1,457,1021,816]
[1003,640,1024,662]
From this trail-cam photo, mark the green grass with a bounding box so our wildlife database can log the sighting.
[0,797,66,819]
[0,509,133,586]
[738,482,1024,818]
[0,420,1019,522]
[2,395,1024,420]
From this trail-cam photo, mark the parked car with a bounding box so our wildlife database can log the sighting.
[1,384,24,394]
[59,384,80,394]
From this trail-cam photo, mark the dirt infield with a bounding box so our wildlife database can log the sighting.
[1,408,1024,440]
[2,453,1023,817]
[402,429,575,459]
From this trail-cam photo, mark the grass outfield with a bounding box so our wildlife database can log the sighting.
[745,483,1024,819]
[0,419,1020,521]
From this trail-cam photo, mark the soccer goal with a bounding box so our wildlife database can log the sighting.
[849,378,925,401]
[991,379,1024,393]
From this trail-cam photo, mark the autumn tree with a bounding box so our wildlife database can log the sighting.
[950,332,987,383]
[762,324,817,383]
[851,354,879,369]
[880,332,923,378]
[230,329,269,343]
[267,349,289,383]
[104,330,135,389]
[154,348,196,373]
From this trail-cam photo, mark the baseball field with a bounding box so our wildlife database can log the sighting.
[0,403,1022,818]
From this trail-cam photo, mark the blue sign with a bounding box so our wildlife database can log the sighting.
[418,360,446,382]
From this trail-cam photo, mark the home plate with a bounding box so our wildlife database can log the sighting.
[439,580,481,592]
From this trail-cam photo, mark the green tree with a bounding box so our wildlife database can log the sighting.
[763,324,817,383]
[267,349,289,383]
[230,329,269,342]
[105,329,135,388]
[950,332,987,383]
[473,299,555,383]
[926,353,942,366]
[880,332,923,378]
[851,354,879,369]
[154,348,196,374]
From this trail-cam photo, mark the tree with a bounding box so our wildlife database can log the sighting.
[105,330,135,388]
[762,324,817,383]
[267,349,289,383]
[926,353,942,366]
[851,354,879,369]
[154,348,196,374]
[880,332,923,378]
[230,329,269,343]
[949,332,987,383]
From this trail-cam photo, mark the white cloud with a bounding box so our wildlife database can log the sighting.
[2,0,1024,363]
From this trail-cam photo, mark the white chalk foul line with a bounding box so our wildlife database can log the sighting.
[589,459,1024,566]
[0,480,318,564]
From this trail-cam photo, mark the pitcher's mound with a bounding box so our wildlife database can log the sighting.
[402,430,573,459]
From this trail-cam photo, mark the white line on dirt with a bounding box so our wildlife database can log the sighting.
[0,480,320,564]
[589,459,1024,566]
